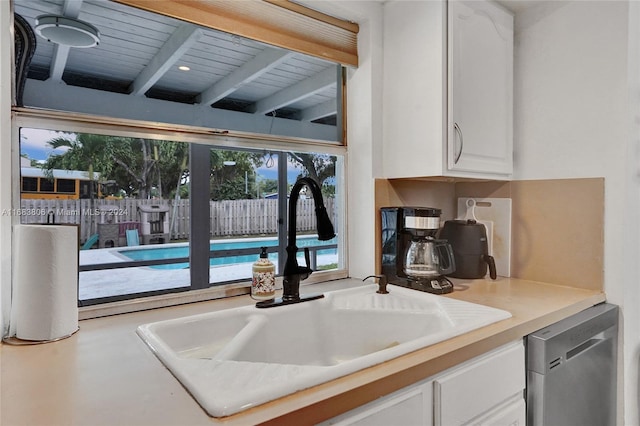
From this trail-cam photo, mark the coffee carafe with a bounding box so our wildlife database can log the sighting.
[380,207,456,294]
[404,236,456,279]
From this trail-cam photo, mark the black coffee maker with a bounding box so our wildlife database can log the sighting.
[381,207,455,294]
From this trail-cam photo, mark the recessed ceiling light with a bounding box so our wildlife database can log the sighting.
[178,65,190,71]
[34,15,100,48]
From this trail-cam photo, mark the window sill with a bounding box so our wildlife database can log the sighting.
[79,269,348,320]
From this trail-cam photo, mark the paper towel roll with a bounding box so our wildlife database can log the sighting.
[10,224,79,341]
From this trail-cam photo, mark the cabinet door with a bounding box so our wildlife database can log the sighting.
[470,395,526,426]
[381,0,447,179]
[318,380,433,426]
[448,1,513,176]
[434,341,525,425]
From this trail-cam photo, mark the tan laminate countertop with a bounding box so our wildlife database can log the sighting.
[0,277,605,426]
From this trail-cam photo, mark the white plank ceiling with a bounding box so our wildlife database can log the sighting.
[13,0,341,140]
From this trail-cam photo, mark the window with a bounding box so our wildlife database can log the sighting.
[56,179,76,194]
[12,0,350,313]
[79,181,92,199]
[16,120,346,309]
[21,177,37,192]
[39,178,54,192]
[205,148,341,285]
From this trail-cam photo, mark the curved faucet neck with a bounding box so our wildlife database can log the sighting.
[287,177,325,247]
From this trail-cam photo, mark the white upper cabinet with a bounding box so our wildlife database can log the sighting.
[448,1,513,176]
[381,0,513,180]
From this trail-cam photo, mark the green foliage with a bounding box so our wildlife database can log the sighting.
[289,152,336,198]
[260,178,279,195]
[209,151,264,201]
[42,133,189,199]
[43,133,118,180]
[40,133,336,201]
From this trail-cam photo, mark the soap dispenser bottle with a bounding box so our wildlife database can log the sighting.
[251,247,275,300]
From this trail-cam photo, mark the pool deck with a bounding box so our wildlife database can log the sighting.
[78,239,337,301]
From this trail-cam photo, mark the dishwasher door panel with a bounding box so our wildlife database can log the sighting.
[526,303,618,426]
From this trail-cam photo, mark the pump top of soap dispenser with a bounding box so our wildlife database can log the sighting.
[255,247,273,266]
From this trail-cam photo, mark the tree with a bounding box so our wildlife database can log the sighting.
[156,141,189,198]
[209,150,264,201]
[289,153,336,197]
[43,133,118,183]
[105,137,155,199]
[43,133,189,199]
[260,178,278,195]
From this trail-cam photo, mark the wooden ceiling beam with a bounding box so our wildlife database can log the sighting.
[23,78,338,142]
[298,98,337,122]
[129,23,203,96]
[197,47,294,106]
[248,66,337,115]
[48,0,84,83]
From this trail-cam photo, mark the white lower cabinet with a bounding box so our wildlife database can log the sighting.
[434,340,525,425]
[320,341,524,426]
[319,381,433,426]
[467,395,525,426]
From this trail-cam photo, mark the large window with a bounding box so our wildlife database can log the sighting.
[205,148,341,285]
[16,119,345,308]
[12,0,350,313]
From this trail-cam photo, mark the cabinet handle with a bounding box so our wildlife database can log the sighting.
[454,123,464,164]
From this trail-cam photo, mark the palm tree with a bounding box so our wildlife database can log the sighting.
[44,133,120,182]
[44,134,189,199]
[43,134,117,235]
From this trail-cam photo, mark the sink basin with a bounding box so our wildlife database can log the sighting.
[137,284,511,417]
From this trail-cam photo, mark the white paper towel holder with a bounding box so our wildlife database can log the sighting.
[6,215,80,344]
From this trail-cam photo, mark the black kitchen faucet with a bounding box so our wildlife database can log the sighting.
[255,177,335,308]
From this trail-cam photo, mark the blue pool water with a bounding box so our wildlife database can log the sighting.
[118,236,337,270]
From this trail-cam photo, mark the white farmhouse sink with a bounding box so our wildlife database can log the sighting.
[137,284,511,417]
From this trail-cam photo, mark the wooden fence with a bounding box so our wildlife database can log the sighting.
[19,198,336,244]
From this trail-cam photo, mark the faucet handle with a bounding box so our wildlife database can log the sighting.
[304,247,311,269]
[363,275,389,294]
[295,247,312,280]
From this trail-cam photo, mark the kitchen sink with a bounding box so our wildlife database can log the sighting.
[137,284,511,417]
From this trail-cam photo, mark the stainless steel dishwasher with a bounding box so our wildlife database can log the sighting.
[526,303,618,426]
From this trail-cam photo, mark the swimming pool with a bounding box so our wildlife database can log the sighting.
[118,236,337,270]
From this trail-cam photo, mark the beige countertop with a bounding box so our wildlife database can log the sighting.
[0,277,605,426]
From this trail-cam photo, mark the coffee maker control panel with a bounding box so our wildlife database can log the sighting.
[405,215,440,230]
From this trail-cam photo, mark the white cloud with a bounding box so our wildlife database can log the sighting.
[20,128,73,152]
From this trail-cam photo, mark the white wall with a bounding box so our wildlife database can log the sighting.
[513,1,637,423]
[299,1,383,279]
[0,0,13,336]
[626,5,640,425]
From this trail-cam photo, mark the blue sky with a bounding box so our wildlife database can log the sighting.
[20,128,70,163]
